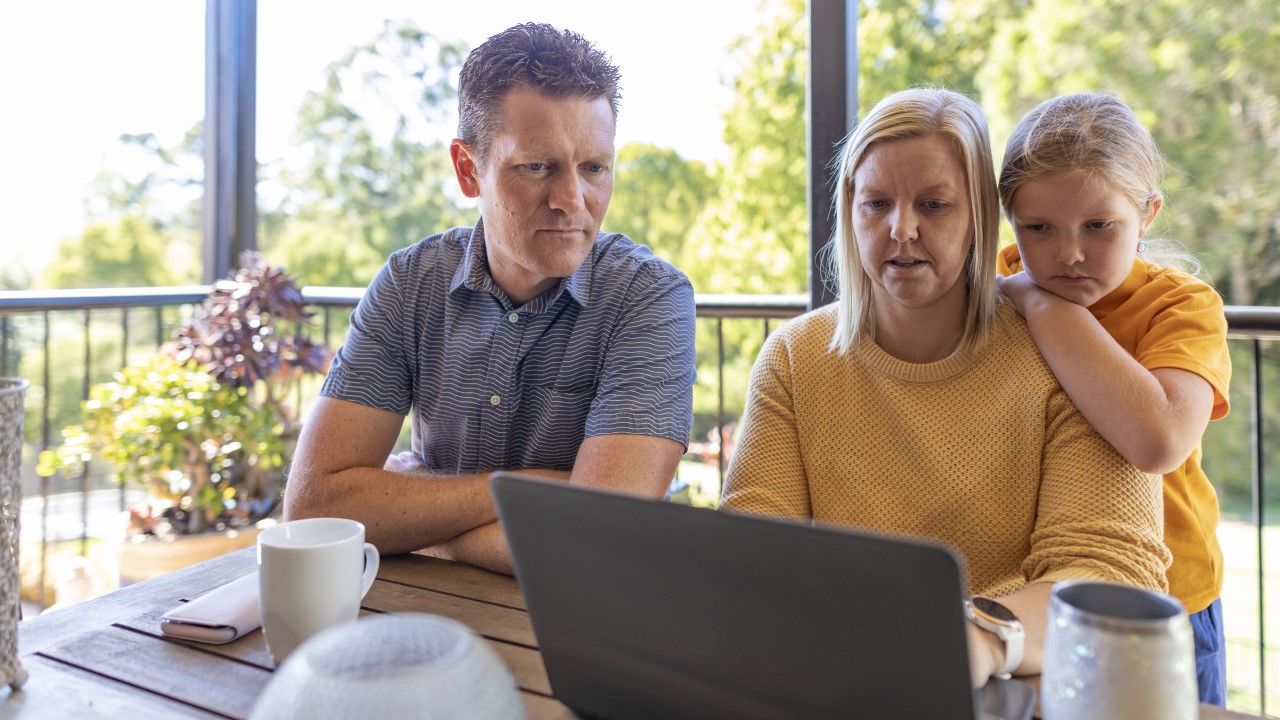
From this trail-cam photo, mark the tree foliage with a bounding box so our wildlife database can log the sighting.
[259,20,473,286]
[606,143,714,265]
[44,127,202,289]
[679,0,809,296]
[979,0,1280,306]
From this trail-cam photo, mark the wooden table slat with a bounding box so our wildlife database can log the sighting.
[489,640,553,696]
[116,578,554,697]
[19,550,258,655]
[362,578,538,647]
[388,553,527,609]
[0,655,226,719]
[520,690,580,720]
[38,626,272,719]
[117,608,276,670]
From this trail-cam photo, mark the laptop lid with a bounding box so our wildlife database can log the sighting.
[492,472,1033,720]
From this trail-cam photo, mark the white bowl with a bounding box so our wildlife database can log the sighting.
[250,613,524,719]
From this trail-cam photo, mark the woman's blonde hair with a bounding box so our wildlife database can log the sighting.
[826,88,1001,356]
[999,92,1202,275]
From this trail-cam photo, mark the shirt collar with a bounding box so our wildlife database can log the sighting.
[449,218,593,311]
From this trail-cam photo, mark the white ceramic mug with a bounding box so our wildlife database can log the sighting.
[1041,580,1197,720]
[257,517,380,663]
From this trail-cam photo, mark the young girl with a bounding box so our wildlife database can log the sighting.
[994,92,1232,705]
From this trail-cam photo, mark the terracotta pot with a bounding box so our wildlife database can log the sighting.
[117,526,263,587]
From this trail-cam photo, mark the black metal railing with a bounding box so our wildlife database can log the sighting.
[1,286,1277,713]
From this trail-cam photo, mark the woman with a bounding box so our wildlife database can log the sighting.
[719,88,1170,686]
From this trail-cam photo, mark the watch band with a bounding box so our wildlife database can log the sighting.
[965,596,1024,677]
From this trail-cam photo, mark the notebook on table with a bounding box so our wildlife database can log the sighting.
[491,471,1036,720]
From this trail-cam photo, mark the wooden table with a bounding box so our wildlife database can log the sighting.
[0,548,1258,719]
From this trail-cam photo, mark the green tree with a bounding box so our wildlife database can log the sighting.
[606,143,714,265]
[44,216,180,289]
[978,0,1280,306]
[681,0,809,297]
[44,128,202,289]
[858,0,993,105]
[260,21,472,287]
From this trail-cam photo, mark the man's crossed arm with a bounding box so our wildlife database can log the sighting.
[285,396,684,574]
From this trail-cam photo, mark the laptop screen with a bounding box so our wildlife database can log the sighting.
[493,472,1032,720]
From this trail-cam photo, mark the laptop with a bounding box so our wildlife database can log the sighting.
[492,472,1036,720]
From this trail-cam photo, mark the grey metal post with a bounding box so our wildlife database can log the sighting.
[203,0,258,284]
[807,0,857,310]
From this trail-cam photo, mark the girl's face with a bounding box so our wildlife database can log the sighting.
[1007,171,1157,308]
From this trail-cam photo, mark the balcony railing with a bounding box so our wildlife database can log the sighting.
[1,286,1278,714]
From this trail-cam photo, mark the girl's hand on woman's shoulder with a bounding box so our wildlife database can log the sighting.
[995,271,1049,316]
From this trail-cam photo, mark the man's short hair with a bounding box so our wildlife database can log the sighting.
[457,23,622,161]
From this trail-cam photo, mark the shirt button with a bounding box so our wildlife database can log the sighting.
[489,394,502,406]
[506,312,519,323]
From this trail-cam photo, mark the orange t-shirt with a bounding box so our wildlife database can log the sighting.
[999,244,1231,613]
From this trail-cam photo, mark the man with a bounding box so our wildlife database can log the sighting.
[286,23,696,575]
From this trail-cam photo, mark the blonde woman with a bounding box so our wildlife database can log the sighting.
[720,88,1170,686]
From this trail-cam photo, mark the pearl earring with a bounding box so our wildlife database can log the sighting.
[1137,240,1146,254]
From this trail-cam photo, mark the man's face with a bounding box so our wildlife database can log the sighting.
[450,88,615,306]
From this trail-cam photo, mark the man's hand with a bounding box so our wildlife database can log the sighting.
[384,451,425,473]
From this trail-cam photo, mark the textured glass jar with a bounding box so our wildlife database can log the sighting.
[1042,580,1196,720]
[0,378,29,691]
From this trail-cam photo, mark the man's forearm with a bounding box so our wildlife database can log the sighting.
[425,522,513,575]
[285,465,496,554]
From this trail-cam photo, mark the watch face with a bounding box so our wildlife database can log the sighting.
[972,596,1018,623]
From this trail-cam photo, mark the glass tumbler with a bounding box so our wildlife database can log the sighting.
[1041,580,1197,720]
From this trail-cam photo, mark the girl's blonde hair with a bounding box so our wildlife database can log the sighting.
[826,87,1001,356]
[999,92,1202,276]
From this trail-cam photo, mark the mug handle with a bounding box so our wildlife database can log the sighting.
[359,543,380,598]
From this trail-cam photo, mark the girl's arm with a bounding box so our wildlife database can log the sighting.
[997,273,1214,475]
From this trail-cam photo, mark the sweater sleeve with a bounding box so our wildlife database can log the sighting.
[718,328,812,520]
[1023,386,1172,591]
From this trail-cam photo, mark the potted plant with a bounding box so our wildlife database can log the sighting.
[38,252,330,581]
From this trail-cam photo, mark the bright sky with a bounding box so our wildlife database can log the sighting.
[0,1,764,283]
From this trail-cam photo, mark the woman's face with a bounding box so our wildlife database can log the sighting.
[851,134,974,319]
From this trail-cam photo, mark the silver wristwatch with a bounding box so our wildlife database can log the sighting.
[964,596,1024,678]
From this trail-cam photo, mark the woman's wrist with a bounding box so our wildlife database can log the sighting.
[965,623,1006,685]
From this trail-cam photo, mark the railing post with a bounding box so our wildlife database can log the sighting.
[1,315,9,377]
[81,309,91,557]
[39,312,50,610]
[1253,338,1267,713]
[717,318,726,482]
[121,308,129,513]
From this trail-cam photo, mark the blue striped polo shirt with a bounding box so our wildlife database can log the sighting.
[320,220,696,474]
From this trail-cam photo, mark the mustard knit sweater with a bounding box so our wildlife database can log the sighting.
[720,303,1170,598]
